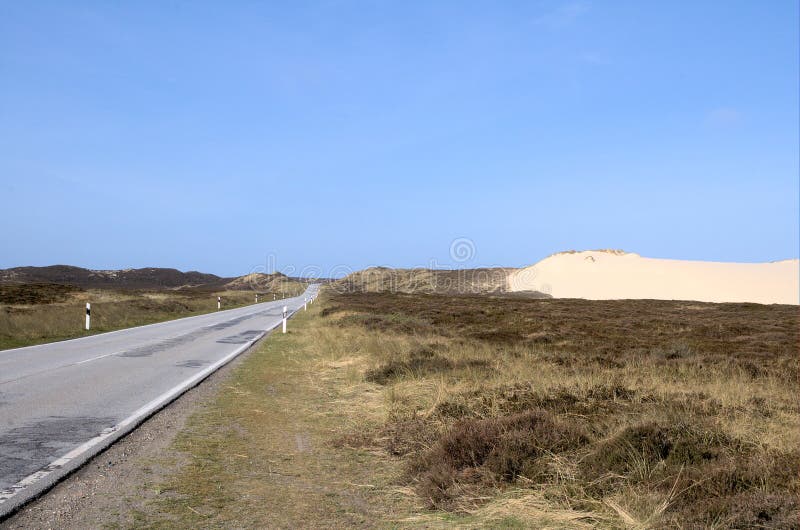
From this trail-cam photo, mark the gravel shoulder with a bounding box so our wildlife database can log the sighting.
[0,333,260,529]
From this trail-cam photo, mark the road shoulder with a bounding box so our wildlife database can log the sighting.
[3,298,420,528]
[0,330,268,529]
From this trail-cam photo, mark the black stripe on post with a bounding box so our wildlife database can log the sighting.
[86,307,91,316]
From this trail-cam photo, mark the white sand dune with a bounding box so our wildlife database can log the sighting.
[508,250,799,305]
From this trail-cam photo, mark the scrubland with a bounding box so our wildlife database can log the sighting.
[126,290,797,528]
[314,292,798,528]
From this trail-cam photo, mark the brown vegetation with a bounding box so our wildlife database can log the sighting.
[0,283,81,305]
[320,292,799,528]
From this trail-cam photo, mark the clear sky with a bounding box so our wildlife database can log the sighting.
[1,1,798,277]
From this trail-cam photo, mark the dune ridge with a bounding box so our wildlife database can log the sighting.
[508,250,799,305]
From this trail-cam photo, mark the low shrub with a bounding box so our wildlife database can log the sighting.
[414,409,589,507]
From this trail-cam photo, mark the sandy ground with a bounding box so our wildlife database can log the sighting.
[508,250,799,304]
[0,334,258,530]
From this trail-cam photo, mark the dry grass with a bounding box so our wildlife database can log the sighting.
[116,290,797,528]
[317,292,799,528]
[127,300,421,528]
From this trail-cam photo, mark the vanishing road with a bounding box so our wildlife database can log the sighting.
[0,285,319,517]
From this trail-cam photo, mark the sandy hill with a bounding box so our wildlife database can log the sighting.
[223,272,296,292]
[335,267,519,295]
[508,250,799,305]
[0,265,222,290]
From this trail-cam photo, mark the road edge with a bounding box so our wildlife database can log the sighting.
[0,307,300,521]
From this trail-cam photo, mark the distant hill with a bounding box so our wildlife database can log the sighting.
[223,272,292,292]
[0,265,222,290]
[333,267,525,295]
[0,265,321,293]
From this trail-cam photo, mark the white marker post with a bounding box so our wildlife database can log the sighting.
[273,294,276,301]
[304,298,308,311]
[85,302,91,330]
[256,294,259,303]
[217,296,221,310]
[282,305,288,333]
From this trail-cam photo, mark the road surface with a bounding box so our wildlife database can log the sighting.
[0,285,318,517]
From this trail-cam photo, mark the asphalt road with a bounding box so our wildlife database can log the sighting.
[0,285,319,517]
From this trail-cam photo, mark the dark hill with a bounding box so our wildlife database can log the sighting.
[0,265,222,289]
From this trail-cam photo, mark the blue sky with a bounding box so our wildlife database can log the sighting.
[1,1,797,277]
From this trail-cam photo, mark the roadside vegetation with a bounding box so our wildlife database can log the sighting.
[126,303,419,528]
[0,281,306,350]
[323,292,799,528]
[129,290,798,528]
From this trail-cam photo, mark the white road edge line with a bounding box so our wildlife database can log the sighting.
[0,299,284,355]
[0,314,288,510]
[74,351,124,365]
